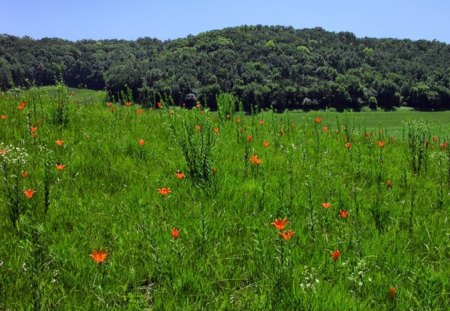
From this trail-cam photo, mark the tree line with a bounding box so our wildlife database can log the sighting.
[1,25,450,111]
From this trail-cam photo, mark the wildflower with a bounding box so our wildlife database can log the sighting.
[137,108,144,115]
[158,188,171,196]
[1,115,7,120]
[125,101,132,107]
[387,179,392,189]
[377,141,385,148]
[23,189,36,199]
[21,170,28,178]
[339,210,349,219]
[259,119,265,126]
[263,141,270,148]
[247,135,253,142]
[55,139,64,146]
[212,167,217,175]
[17,102,26,111]
[171,228,180,239]
[440,141,448,150]
[106,102,112,107]
[195,103,202,109]
[280,230,295,241]
[225,114,231,120]
[138,139,145,146]
[272,218,290,231]
[175,171,185,179]
[55,164,65,171]
[90,249,108,264]
[236,117,241,124]
[322,202,331,209]
[0,149,8,155]
[30,126,38,134]
[345,142,351,150]
[315,116,321,124]
[195,125,201,131]
[389,287,396,300]
[322,126,329,132]
[156,102,162,109]
[331,249,341,261]
[250,154,262,165]
[213,127,219,134]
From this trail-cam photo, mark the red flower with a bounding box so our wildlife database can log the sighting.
[247,135,253,142]
[30,126,38,134]
[55,164,65,171]
[156,102,162,109]
[137,108,144,115]
[171,228,180,239]
[262,141,270,148]
[55,139,64,146]
[138,139,145,146]
[440,141,448,150]
[315,117,321,124]
[158,188,171,196]
[345,142,351,150]
[322,202,331,209]
[280,230,295,241]
[250,154,262,165]
[387,179,392,189]
[23,189,36,199]
[331,249,341,261]
[389,287,396,300]
[272,218,290,231]
[21,170,28,178]
[90,249,108,264]
[377,141,385,148]
[17,102,26,111]
[339,210,349,219]
[175,171,185,179]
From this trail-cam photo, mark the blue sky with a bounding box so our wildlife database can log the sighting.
[1,0,449,42]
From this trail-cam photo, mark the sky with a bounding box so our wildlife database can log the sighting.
[1,0,450,43]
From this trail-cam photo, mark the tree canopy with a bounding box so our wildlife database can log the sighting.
[1,26,450,111]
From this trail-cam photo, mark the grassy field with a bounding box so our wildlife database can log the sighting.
[0,87,449,310]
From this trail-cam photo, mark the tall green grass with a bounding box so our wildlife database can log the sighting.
[0,87,449,310]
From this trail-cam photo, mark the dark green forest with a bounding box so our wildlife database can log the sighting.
[1,25,450,111]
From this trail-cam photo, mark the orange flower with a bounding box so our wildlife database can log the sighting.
[17,102,26,111]
[175,171,185,179]
[1,115,7,120]
[331,249,341,261]
[195,125,201,131]
[280,230,295,241]
[322,126,329,132]
[23,189,36,199]
[440,141,448,150]
[125,101,132,107]
[315,116,321,124]
[158,188,171,196]
[212,167,217,175]
[339,210,349,219]
[138,139,145,146]
[0,149,8,155]
[259,119,265,126]
[236,117,241,124]
[30,126,38,133]
[55,139,64,146]
[322,202,331,209]
[377,141,385,148]
[345,142,351,150]
[389,287,396,300]
[90,249,108,264]
[387,179,392,189]
[249,154,262,165]
[262,141,270,148]
[21,170,28,178]
[136,108,144,115]
[272,218,290,231]
[247,135,253,142]
[195,103,202,109]
[213,127,219,134]
[171,228,180,239]
[55,164,65,171]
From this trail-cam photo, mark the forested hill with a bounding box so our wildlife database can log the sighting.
[1,25,450,111]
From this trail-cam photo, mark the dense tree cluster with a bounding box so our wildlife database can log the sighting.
[1,25,450,111]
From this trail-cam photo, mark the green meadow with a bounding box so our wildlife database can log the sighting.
[0,87,449,310]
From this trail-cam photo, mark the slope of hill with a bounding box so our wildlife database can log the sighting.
[1,25,450,110]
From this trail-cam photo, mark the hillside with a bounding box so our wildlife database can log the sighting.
[1,25,450,110]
